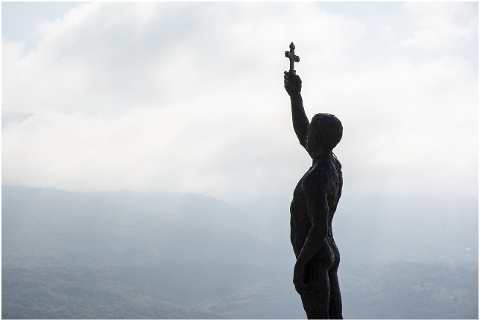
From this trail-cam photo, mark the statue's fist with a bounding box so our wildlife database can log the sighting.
[293,263,308,295]
[284,71,302,96]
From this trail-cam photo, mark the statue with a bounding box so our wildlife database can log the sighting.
[284,42,343,319]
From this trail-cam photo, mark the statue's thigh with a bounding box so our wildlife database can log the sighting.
[303,262,330,303]
[301,288,330,319]
[328,269,343,319]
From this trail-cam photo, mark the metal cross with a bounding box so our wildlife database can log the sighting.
[285,42,300,74]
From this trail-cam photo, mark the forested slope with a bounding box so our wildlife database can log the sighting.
[2,186,477,319]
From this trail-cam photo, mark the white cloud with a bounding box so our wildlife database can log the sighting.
[3,2,366,114]
[394,2,477,50]
[2,2,478,202]
[381,25,395,43]
[324,54,477,194]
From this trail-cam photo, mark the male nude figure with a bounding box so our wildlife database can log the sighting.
[284,70,343,319]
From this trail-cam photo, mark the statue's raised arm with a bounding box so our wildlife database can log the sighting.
[284,70,309,150]
[284,42,309,149]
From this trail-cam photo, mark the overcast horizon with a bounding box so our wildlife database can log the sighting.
[2,2,478,204]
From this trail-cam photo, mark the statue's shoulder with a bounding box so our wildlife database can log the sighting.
[302,160,329,191]
[303,155,341,193]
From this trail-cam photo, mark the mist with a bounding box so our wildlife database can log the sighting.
[2,2,478,319]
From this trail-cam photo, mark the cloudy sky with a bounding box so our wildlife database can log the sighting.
[2,2,478,204]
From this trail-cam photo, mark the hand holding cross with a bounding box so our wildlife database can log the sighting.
[285,42,300,74]
[284,42,302,96]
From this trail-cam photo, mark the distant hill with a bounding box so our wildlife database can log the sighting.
[3,186,477,267]
[2,185,478,319]
[2,262,306,319]
[2,185,292,268]
[2,262,477,319]
[334,192,478,263]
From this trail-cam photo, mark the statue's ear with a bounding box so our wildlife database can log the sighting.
[315,135,326,149]
[312,134,322,145]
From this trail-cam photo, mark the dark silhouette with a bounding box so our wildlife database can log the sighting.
[284,42,343,319]
[285,42,300,74]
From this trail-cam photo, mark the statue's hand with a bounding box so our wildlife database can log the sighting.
[293,262,308,295]
[284,71,302,96]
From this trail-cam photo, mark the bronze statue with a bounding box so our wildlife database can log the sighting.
[284,42,343,319]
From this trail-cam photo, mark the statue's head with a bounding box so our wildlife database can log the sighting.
[306,113,343,156]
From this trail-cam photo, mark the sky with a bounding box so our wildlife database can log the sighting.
[2,2,478,204]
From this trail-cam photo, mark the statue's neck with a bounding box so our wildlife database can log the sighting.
[310,150,331,165]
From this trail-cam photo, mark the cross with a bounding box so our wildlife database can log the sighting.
[285,42,300,74]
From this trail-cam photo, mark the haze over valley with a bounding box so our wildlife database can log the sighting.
[2,186,477,318]
[2,2,477,319]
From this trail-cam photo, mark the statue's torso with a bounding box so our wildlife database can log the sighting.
[290,154,343,270]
